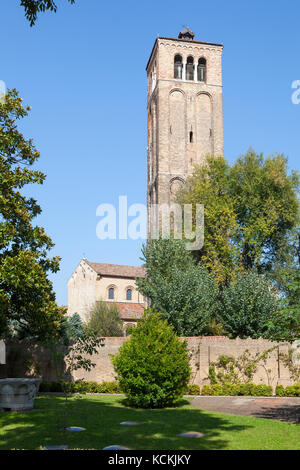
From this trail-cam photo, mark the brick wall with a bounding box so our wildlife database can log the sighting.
[0,337,298,389]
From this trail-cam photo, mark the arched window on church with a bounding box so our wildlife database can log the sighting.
[126,288,132,301]
[186,56,194,81]
[174,55,183,79]
[198,58,206,82]
[108,287,114,300]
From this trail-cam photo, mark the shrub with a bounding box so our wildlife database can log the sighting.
[112,312,191,408]
[39,380,121,394]
[185,384,201,395]
[201,382,272,397]
[97,381,121,393]
[85,301,123,337]
[208,348,276,385]
[275,383,300,397]
[219,272,280,339]
[39,381,63,393]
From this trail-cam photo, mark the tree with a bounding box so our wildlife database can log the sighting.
[230,150,299,273]
[85,301,123,337]
[136,238,220,336]
[219,272,281,339]
[20,0,75,26]
[177,156,238,285]
[269,271,300,342]
[0,89,63,341]
[61,312,84,343]
[112,312,191,408]
[267,224,300,296]
[178,151,299,287]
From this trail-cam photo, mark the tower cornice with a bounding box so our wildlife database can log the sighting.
[146,37,223,72]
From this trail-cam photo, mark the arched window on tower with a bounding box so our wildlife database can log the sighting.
[198,58,206,82]
[186,56,194,81]
[174,55,183,79]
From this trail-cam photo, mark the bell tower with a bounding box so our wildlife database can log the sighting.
[146,29,224,233]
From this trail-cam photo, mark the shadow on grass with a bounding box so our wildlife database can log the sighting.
[0,394,252,450]
[253,405,300,424]
[119,397,191,409]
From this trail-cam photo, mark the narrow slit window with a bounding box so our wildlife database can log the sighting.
[189,131,193,143]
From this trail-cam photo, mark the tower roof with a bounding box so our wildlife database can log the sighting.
[178,28,195,40]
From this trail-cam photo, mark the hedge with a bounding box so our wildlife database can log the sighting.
[39,380,300,397]
[275,383,300,397]
[201,383,273,397]
[39,380,121,394]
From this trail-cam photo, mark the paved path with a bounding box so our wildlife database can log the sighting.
[191,396,300,424]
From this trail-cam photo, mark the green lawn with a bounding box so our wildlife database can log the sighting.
[0,394,299,450]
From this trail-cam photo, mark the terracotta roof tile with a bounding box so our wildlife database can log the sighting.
[115,302,145,320]
[84,260,146,279]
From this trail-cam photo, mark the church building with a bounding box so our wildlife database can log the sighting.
[67,29,224,331]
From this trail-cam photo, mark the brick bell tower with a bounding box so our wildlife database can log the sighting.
[146,29,224,234]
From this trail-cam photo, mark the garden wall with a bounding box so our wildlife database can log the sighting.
[0,337,299,389]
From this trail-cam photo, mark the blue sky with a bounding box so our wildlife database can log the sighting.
[1,0,300,305]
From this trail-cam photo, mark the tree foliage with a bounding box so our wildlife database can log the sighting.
[85,301,123,337]
[219,272,281,339]
[61,312,84,343]
[136,238,220,336]
[178,151,299,286]
[112,312,191,408]
[177,156,238,285]
[20,0,75,26]
[270,269,300,342]
[0,89,63,341]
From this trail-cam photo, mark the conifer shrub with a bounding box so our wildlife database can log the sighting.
[111,312,191,408]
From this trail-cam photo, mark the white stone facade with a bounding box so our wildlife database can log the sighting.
[67,259,145,324]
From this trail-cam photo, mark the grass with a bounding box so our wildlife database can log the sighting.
[0,394,299,450]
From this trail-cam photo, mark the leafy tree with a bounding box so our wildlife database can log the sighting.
[136,238,219,336]
[230,150,299,272]
[219,272,280,339]
[265,225,300,341]
[178,151,299,286]
[0,89,63,341]
[267,224,300,295]
[177,156,238,285]
[269,271,300,342]
[20,0,75,26]
[85,301,123,337]
[112,312,191,408]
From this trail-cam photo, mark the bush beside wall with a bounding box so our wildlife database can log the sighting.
[39,380,300,397]
[201,382,273,396]
[275,383,300,397]
[39,380,121,394]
